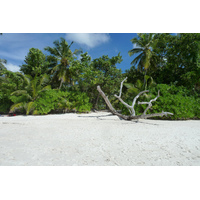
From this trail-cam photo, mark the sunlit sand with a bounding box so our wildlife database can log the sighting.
[0,112,200,166]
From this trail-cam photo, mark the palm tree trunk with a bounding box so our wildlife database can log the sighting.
[59,79,63,89]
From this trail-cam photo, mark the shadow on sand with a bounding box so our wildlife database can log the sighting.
[78,114,160,126]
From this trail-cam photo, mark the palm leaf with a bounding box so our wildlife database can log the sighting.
[10,102,24,112]
[40,74,49,86]
[135,79,143,89]
[40,85,51,93]
[11,90,28,96]
[130,52,144,66]
[128,48,144,56]
[32,110,39,115]
[73,49,83,55]
[124,83,134,89]
[26,102,35,115]
[127,87,140,95]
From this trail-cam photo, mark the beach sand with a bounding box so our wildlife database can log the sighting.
[0,112,200,166]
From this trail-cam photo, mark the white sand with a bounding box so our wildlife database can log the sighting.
[0,112,200,166]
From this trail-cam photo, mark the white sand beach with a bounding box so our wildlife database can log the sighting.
[0,112,200,166]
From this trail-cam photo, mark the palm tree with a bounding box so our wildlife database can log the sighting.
[44,37,82,89]
[0,58,7,70]
[10,74,51,115]
[128,34,160,78]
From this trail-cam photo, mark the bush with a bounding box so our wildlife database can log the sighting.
[0,92,12,113]
[34,89,92,115]
[149,84,200,120]
[119,84,200,120]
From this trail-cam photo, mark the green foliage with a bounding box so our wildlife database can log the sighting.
[0,69,28,113]
[34,89,92,114]
[10,74,51,115]
[151,33,200,92]
[128,33,162,74]
[71,52,124,109]
[44,37,83,89]
[20,48,49,77]
[0,58,7,70]
[145,84,199,120]
[118,83,200,120]
[34,89,63,114]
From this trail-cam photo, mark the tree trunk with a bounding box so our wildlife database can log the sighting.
[59,79,63,89]
[94,93,100,109]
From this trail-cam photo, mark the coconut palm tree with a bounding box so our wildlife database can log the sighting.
[128,33,160,77]
[10,74,51,115]
[44,37,82,89]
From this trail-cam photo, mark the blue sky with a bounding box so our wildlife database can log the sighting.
[0,33,138,73]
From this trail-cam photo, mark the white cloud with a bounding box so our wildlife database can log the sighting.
[65,33,110,48]
[5,63,20,72]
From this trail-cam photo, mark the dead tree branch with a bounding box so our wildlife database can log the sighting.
[97,79,173,120]
[138,90,160,115]
[114,77,149,116]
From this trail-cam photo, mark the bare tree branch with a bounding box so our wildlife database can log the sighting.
[97,85,173,120]
[114,77,149,116]
[138,90,160,115]
[131,90,149,115]
[116,77,127,98]
[97,86,116,113]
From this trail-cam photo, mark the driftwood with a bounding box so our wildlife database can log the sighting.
[97,78,173,120]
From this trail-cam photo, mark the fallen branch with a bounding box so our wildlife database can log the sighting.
[97,78,173,120]
[138,90,160,115]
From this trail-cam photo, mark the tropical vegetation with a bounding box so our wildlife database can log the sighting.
[0,34,200,119]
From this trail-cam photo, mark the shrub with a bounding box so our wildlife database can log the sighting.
[34,89,92,115]
[119,84,200,120]
[149,84,200,120]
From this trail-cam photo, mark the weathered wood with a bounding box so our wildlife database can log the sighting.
[113,77,149,116]
[97,85,173,120]
[138,90,160,115]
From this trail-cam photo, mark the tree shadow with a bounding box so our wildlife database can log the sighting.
[78,114,160,125]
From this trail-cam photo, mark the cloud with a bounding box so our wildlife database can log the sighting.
[65,33,110,48]
[0,50,26,61]
[5,63,20,72]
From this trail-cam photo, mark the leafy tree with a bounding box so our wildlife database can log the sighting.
[0,69,28,113]
[44,37,83,89]
[150,33,200,92]
[70,53,124,109]
[167,34,200,90]
[10,74,51,115]
[20,48,49,77]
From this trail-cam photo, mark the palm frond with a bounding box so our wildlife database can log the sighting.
[40,85,51,93]
[40,74,49,86]
[11,90,28,96]
[73,49,83,56]
[128,48,144,56]
[135,79,143,89]
[32,110,39,115]
[26,102,35,115]
[124,83,134,89]
[10,102,24,112]
[130,52,144,66]
[127,87,140,95]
